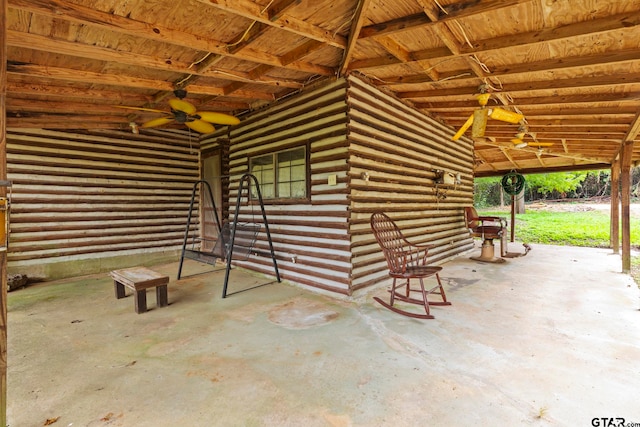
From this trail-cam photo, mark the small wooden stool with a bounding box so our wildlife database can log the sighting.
[110,267,169,314]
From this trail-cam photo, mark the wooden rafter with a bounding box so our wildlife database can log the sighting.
[351,8,640,71]
[623,111,640,142]
[10,0,333,76]
[397,72,640,99]
[200,0,347,49]
[360,0,530,39]
[339,0,373,76]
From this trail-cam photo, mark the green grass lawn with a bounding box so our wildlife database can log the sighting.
[478,208,640,248]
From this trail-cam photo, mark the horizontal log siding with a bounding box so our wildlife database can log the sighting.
[346,75,475,292]
[6,128,198,278]
[227,80,352,294]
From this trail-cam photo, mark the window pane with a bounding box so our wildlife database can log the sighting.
[260,183,274,198]
[291,164,305,180]
[251,155,274,198]
[277,148,306,199]
[278,182,290,198]
[250,147,306,200]
[291,181,306,198]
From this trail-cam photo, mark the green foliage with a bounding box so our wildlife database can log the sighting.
[473,176,502,207]
[525,171,588,197]
[474,167,640,207]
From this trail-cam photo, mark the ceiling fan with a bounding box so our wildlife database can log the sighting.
[116,89,240,133]
[510,126,554,149]
[451,85,524,141]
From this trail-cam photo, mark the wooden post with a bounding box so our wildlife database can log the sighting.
[620,141,634,273]
[0,0,8,422]
[610,158,620,254]
[510,194,515,242]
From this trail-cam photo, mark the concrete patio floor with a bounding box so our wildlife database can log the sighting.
[7,244,640,426]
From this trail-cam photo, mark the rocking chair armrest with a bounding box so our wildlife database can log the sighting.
[401,242,434,267]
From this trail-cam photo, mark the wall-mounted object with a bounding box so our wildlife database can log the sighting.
[433,170,459,186]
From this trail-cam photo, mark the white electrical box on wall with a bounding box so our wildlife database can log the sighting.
[443,172,456,186]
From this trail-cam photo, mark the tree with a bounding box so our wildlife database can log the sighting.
[473,176,502,207]
[525,171,588,199]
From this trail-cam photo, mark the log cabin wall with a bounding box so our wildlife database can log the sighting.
[220,75,474,296]
[6,128,198,280]
[346,75,475,293]
[226,79,352,295]
[4,76,474,291]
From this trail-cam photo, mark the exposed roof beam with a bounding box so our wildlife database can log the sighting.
[499,146,521,169]
[6,63,278,102]
[372,37,413,63]
[360,13,432,39]
[458,10,640,55]
[476,126,629,135]
[6,98,149,115]
[5,118,129,129]
[481,141,610,164]
[359,0,530,39]
[445,120,633,130]
[226,21,271,54]
[10,0,333,76]
[7,30,195,75]
[419,92,640,109]
[468,106,640,116]
[350,8,640,71]
[473,149,497,172]
[397,72,640,100]
[339,0,373,76]
[225,0,301,54]
[7,63,176,92]
[280,40,326,66]
[623,111,640,142]
[6,82,152,104]
[362,48,640,86]
[198,0,347,49]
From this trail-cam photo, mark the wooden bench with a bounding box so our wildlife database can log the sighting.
[110,267,169,314]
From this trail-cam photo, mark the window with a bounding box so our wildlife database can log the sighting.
[250,146,307,200]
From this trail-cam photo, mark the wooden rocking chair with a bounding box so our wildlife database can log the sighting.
[370,212,451,319]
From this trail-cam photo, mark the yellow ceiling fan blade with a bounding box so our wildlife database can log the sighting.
[511,138,528,149]
[197,111,240,125]
[471,109,488,138]
[169,98,197,115]
[141,117,175,128]
[186,119,215,134]
[451,114,474,141]
[489,108,524,124]
[114,105,168,114]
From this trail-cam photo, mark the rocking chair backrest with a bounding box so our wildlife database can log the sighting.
[370,212,409,274]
